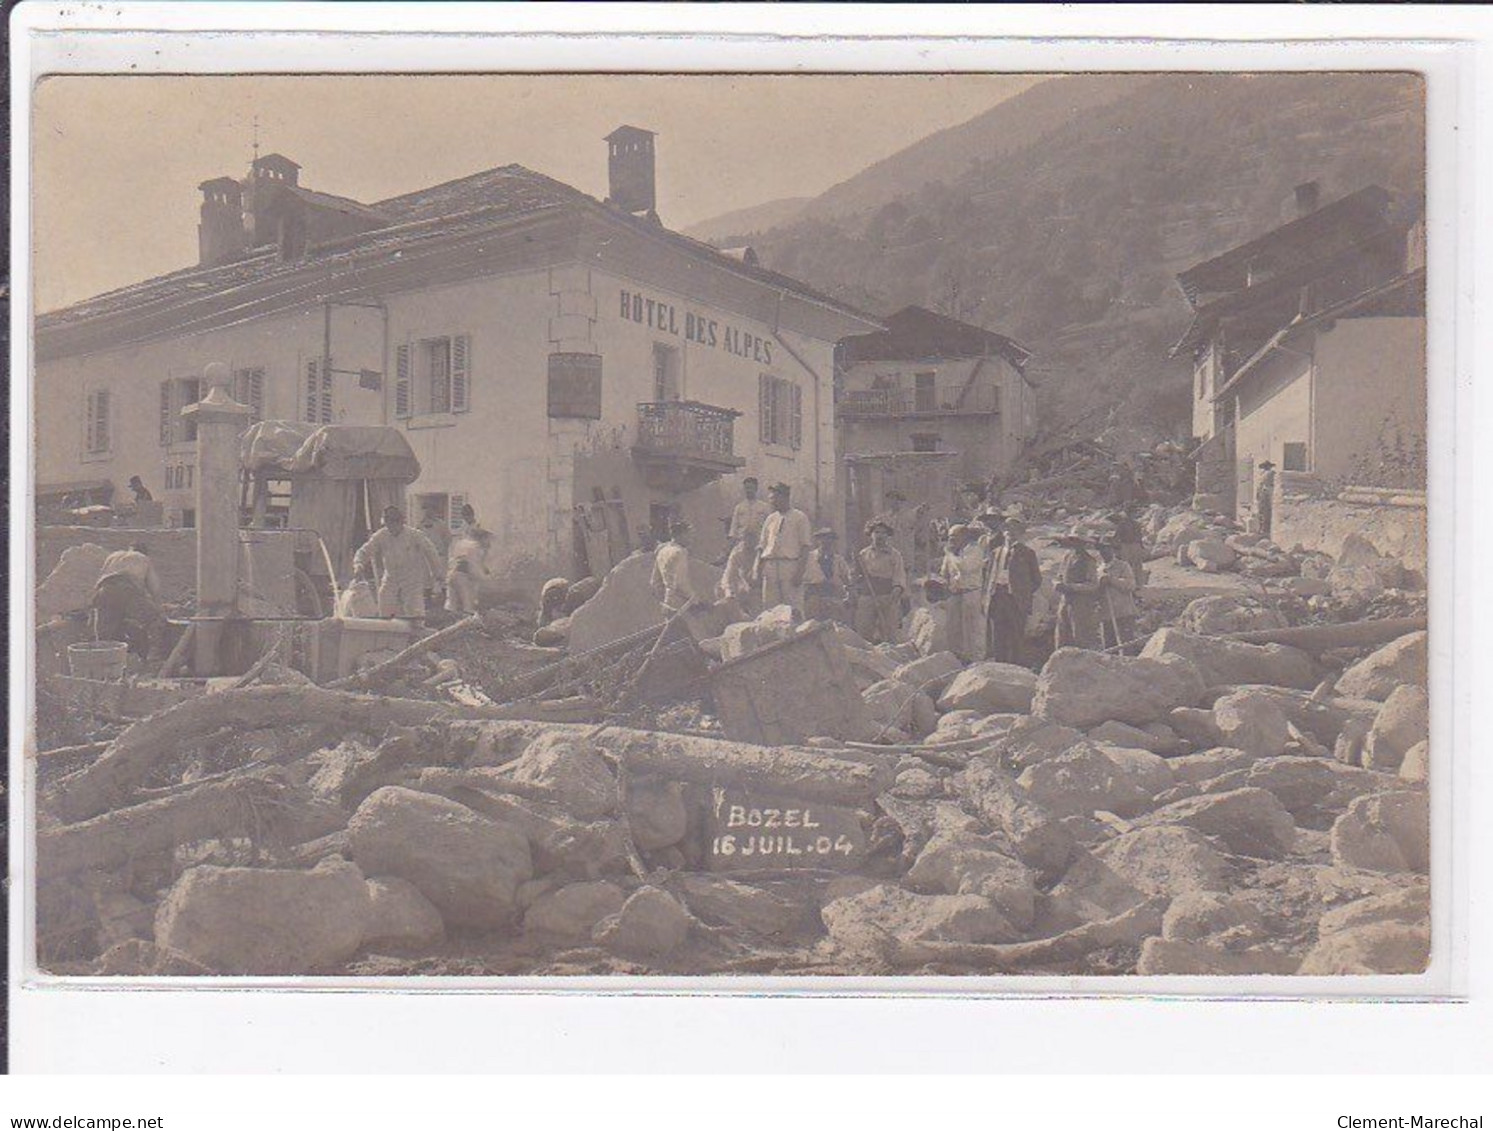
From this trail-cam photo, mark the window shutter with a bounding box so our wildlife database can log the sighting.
[320,362,334,424]
[790,382,803,450]
[96,390,110,453]
[395,344,412,419]
[759,375,772,444]
[250,368,265,421]
[85,391,98,454]
[452,335,470,412]
[305,359,320,423]
[449,492,468,533]
[160,380,173,446]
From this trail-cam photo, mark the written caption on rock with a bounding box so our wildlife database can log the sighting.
[707,787,867,871]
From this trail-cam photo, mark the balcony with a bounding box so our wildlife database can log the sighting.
[632,400,746,494]
[838,383,1001,419]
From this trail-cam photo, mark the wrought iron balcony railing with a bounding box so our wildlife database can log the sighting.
[635,400,742,460]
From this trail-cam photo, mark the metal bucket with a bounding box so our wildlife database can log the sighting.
[67,640,129,681]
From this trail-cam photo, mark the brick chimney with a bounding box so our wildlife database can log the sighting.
[605,126,658,220]
[198,177,247,267]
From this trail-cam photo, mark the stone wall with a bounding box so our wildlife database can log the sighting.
[1272,475,1427,583]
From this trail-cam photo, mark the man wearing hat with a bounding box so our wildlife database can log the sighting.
[1108,506,1149,589]
[983,512,1041,665]
[352,505,446,626]
[650,518,703,613]
[728,476,772,548]
[1255,460,1277,538]
[803,527,853,624]
[855,519,908,645]
[939,523,988,661]
[882,488,924,576]
[754,482,813,614]
[1050,522,1104,650]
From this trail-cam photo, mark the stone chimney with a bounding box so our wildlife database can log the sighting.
[605,125,658,220]
[198,177,247,267]
[248,153,302,246]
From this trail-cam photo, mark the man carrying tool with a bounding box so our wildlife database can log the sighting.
[90,541,165,664]
[754,482,813,615]
[983,513,1041,666]
[1108,506,1149,589]
[855,518,908,645]
[353,505,446,627]
[1051,522,1104,650]
[1097,532,1140,653]
[651,519,707,613]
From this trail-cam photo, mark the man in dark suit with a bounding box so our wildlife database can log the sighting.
[983,514,1041,666]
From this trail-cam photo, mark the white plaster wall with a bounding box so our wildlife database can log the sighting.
[1310,316,1427,484]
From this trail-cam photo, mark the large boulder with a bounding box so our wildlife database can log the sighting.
[1400,740,1429,784]
[1330,791,1429,875]
[999,718,1085,770]
[1297,921,1430,975]
[892,651,965,699]
[1167,747,1257,786]
[863,678,938,740]
[1335,632,1429,701]
[960,760,1075,879]
[1093,826,1232,897]
[905,605,949,657]
[348,787,533,929]
[1141,628,1316,690]
[625,776,689,851]
[155,857,370,975]
[1136,787,1296,859]
[1137,938,1300,975]
[821,884,1021,957]
[1039,852,1147,931]
[906,830,1038,929]
[1161,891,1266,944]
[593,886,694,958]
[507,732,618,820]
[1157,511,1215,551]
[717,605,798,661]
[362,876,445,951]
[1317,886,1429,938]
[1168,707,1223,749]
[936,662,1038,715]
[523,880,629,940]
[1087,720,1178,755]
[37,542,110,619]
[1033,648,1206,729]
[1179,595,1287,636]
[1211,689,1292,759]
[1363,685,1429,774]
[1016,741,1172,819]
[1200,757,1401,829]
[566,551,719,654]
[674,875,801,939]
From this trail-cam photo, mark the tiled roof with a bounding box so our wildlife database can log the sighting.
[838,305,1030,370]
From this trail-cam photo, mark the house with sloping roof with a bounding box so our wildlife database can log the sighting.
[35,129,882,589]
[1171,182,1425,522]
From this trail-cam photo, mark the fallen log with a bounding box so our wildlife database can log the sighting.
[327,614,483,690]
[454,720,895,808]
[38,770,344,879]
[1225,616,1425,654]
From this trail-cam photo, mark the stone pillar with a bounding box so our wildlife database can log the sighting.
[182,362,251,675]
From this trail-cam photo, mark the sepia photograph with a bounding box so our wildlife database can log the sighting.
[24,65,1433,984]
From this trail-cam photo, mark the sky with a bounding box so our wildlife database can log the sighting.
[31,73,1042,311]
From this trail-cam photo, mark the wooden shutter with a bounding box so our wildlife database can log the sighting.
[789,382,803,450]
[759,375,772,444]
[320,362,334,423]
[305,359,321,423]
[452,334,471,413]
[160,380,174,446]
[449,492,468,533]
[96,389,111,453]
[395,344,412,419]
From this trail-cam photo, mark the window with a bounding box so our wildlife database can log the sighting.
[159,377,201,445]
[233,366,266,422]
[758,374,803,449]
[1282,442,1309,472]
[84,388,111,456]
[914,371,937,413]
[653,343,680,401]
[911,433,941,453]
[164,464,195,490]
[304,359,333,424]
[396,334,471,419]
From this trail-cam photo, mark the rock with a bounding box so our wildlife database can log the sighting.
[1211,689,1292,759]
[1334,716,1372,767]
[1017,742,1171,819]
[1297,921,1430,975]
[1157,512,1214,551]
[845,648,899,692]
[1099,744,1176,799]
[1094,826,1232,897]
[93,939,214,977]
[625,776,688,851]
[906,830,1038,929]
[675,874,801,938]
[1187,538,1238,570]
[1142,628,1317,691]
[1211,757,1400,829]
[523,880,628,940]
[566,551,718,654]
[362,876,445,951]
[1335,632,1429,701]
[1137,938,1299,975]
[1161,891,1266,944]
[826,622,875,652]
[893,766,944,798]
[1039,852,1146,931]
[892,651,965,698]
[1179,595,1288,636]
[905,605,949,656]
[1087,720,1173,754]
[1399,740,1429,784]
[1168,747,1256,785]
[348,787,533,929]
[1363,685,1429,774]
[821,884,1020,957]
[1136,787,1296,859]
[155,857,371,975]
[936,662,1038,714]
[1033,648,1206,729]
[37,542,109,619]
[973,713,1027,738]
[1168,706,1223,748]
[1330,791,1429,874]
[1318,886,1429,938]
[1280,576,1332,598]
[1000,717,1085,770]
[509,733,617,820]
[718,605,798,661]
[593,886,694,957]
[960,760,1075,879]
[863,678,938,740]
[1210,686,1375,750]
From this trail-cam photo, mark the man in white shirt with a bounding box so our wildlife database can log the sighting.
[728,476,772,546]
[650,520,702,612]
[91,542,165,662]
[352,505,446,625]
[754,482,813,615]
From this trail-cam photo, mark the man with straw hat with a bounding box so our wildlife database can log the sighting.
[1050,521,1104,650]
[803,526,853,624]
[855,518,907,645]
[1097,531,1140,653]
[983,511,1041,666]
[939,523,988,661]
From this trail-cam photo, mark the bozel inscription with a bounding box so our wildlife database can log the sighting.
[707,787,866,871]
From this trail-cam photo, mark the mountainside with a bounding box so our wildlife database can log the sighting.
[683,196,812,244]
[746,72,1425,447]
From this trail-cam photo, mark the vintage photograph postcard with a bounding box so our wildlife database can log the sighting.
[25,66,1432,983]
